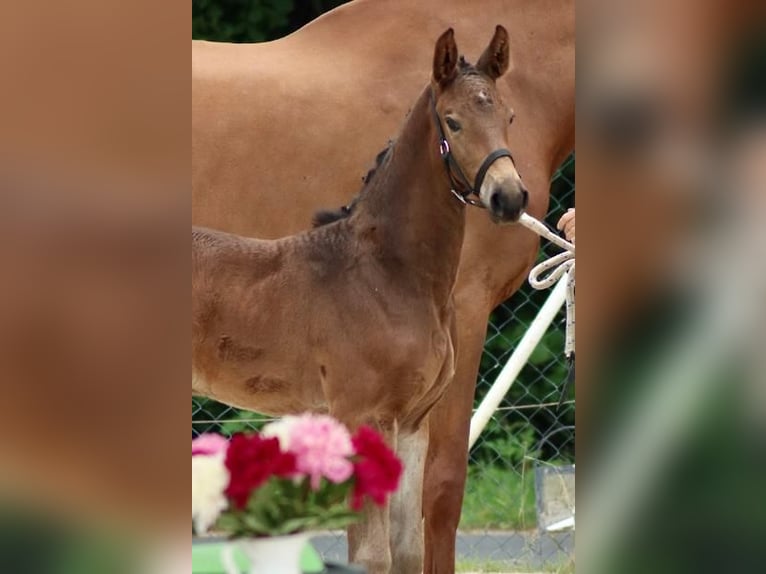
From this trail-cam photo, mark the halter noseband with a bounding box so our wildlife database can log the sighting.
[430,89,516,208]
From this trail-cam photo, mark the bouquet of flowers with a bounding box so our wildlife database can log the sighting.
[192,414,403,537]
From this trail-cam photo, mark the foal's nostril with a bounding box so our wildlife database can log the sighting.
[488,188,523,222]
[521,188,529,208]
[490,191,503,213]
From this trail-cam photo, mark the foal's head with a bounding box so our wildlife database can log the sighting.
[431,26,528,222]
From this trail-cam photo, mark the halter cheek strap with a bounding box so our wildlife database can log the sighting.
[430,90,516,208]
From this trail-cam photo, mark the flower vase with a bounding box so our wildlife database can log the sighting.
[221,533,313,574]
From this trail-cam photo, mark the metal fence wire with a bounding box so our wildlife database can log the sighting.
[192,153,575,569]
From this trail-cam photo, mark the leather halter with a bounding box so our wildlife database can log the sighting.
[430,89,515,208]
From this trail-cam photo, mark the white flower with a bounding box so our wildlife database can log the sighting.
[192,453,229,534]
[261,416,298,450]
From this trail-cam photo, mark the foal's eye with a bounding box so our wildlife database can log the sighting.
[445,117,461,132]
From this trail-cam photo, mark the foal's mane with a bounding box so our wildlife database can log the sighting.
[312,56,482,228]
[312,144,392,227]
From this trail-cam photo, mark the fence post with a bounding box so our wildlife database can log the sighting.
[468,275,568,450]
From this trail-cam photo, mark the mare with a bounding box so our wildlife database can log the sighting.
[192,1,575,572]
[192,28,525,574]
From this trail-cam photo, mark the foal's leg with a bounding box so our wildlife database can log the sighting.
[346,420,395,574]
[390,421,429,574]
[348,499,392,574]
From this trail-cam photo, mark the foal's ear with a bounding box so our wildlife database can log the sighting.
[432,28,458,87]
[477,25,511,80]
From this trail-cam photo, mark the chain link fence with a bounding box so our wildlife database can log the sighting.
[192,154,575,570]
[457,154,575,570]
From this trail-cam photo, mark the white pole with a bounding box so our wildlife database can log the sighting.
[468,276,568,450]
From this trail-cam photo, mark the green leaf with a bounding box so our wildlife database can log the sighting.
[242,514,270,534]
[214,513,241,532]
[272,517,314,536]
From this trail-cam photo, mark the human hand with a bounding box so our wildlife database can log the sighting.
[557,208,575,243]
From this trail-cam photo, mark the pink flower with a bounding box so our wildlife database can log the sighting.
[192,433,229,457]
[268,414,354,490]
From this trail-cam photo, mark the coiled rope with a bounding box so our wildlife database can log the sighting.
[518,212,576,404]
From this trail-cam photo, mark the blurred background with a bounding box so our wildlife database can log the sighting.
[0,0,762,572]
[192,0,347,42]
[577,0,766,572]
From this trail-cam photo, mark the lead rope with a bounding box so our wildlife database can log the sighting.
[518,212,575,408]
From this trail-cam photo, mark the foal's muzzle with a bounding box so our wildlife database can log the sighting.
[488,181,529,222]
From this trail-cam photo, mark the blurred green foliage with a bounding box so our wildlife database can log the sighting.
[0,503,136,574]
[192,0,349,43]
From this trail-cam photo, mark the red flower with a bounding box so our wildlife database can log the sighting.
[350,426,403,510]
[224,433,297,509]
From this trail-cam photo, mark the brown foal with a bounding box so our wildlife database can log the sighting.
[192,27,524,574]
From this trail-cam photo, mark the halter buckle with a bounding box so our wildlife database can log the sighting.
[439,139,450,158]
[465,196,485,208]
[450,188,468,204]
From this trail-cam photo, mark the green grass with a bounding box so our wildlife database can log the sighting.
[456,558,514,572]
[459,464,537,530]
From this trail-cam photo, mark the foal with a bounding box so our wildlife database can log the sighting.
[192,26,525,574]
